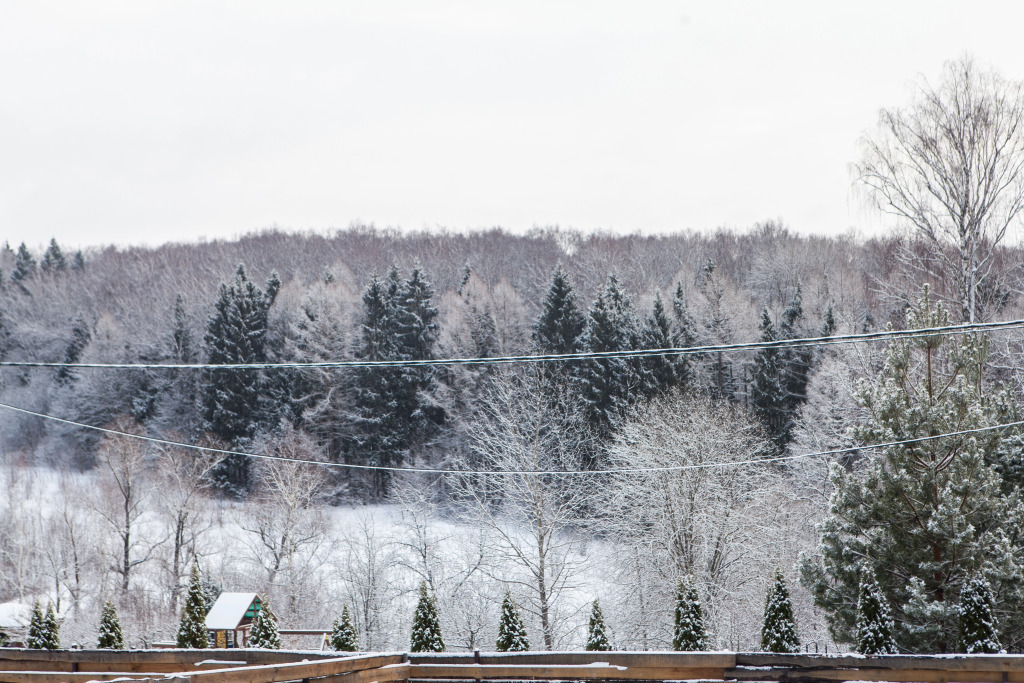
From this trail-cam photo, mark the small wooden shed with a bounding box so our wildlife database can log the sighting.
[204,593,263,648]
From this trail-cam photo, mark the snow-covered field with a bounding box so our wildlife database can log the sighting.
[0,460,836,652]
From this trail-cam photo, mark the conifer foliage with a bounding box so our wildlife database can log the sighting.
[761,569,799,653]
[673,578,709,651]
[496,590,530,652]
[410,582,445,652]
[958,576,1001,654]
[247,602,281,649]
[27,601,60,650]
[856,568,897,655]
[202,263,281,492]
[97,600,125,649]
[331,605,359,652]
[177,564,209,648]
[585,599,611,651]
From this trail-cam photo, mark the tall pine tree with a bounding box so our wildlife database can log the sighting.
[574,274,639,452]
[177,564,209,648]
[761,569,799,653]
[410,582,445,652]
[352,268,441,497]
[673,578,709,651]
[496,590,530,652]
[751,309,787,450]
[800,286,1024,653]
[534,265,586,357]
[202,264,280,492]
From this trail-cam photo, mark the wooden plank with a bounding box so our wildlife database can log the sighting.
[410,663,632,679]
[409,652,737,669]
[0,671,163,683]
[735,653,1024,672]
[179,654,407,683]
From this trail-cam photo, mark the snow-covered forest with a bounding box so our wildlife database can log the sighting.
[0,217,1022,653]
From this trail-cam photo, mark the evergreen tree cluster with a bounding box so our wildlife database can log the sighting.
[202,264,281,492]
[800,287,1024,653]
[27,601,60,650]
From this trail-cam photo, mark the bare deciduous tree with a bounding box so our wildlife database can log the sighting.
[450,367,591,650]
[153,436,219,614]
[857,57,1024,322]
[603,392,799,649]
[94,417,163,593]
[237,427,333,620]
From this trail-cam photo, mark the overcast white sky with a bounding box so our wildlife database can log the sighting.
[4,1,1024,249]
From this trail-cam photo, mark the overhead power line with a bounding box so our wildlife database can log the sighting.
[0,401,1019,476]
[0,319,1020,371]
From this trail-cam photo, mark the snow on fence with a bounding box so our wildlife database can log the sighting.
[5,650,1024,683]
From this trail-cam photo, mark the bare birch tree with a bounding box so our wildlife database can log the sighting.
[94,417,163,594]
[237,427,333,620]
[856,57,1024,322]
[450,367,591,650]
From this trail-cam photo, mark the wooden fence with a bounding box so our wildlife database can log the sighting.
[6,649,1024,683]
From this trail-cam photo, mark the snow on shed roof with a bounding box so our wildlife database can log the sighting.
[0,602,31,629]
[205,593,259,630]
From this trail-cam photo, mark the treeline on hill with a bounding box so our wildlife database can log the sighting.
[4,223,1024,653]
[0,223,916,483]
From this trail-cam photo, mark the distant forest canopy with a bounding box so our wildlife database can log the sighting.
[0,222,1022,494]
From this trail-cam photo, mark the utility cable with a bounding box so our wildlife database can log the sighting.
[0,401,1019,476]
[0,319,1020,370]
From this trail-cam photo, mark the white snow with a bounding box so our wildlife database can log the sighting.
[205,593,258,630]
[0,602,31,629]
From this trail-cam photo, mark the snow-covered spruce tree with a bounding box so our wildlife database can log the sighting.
[574,274,640,455]
[799,286,1024,653]
[352,267,441,498]
[40,237,67,274]
[585,599,612,651]
[639,293,680,398]
[11,242,36,283]
[202,263,281,493]
[496,590,530,652]
[410,582,445,653]
[330,605,359,652]
[856,568,897,655]
[177,564,209,648]
[751,308,787,451]
[27,601,46,649]
[673,578,709,651]
[761,569,799,653]
[534,265,586,357]
[958,576,1001,654]
[247,602,281,649]
[97,601,125,649]
[669,282,697,390]
[28,602,61,650]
